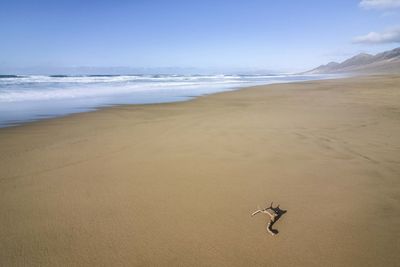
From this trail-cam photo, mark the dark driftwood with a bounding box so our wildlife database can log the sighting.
[251,202,287,236]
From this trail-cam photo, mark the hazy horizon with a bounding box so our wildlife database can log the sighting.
[0,66,290,76]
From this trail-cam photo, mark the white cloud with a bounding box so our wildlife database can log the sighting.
[353,27,400,44]
[360,0,400,9]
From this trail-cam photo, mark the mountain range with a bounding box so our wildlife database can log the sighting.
[305,47,400,74]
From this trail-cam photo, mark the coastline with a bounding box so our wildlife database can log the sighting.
[0,74,336,128]
[1,75,399,266]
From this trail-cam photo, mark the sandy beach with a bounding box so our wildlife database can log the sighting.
[1,75,399,266]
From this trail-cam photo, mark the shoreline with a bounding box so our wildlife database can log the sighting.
[1,74,399,266]
[0,74,339,129]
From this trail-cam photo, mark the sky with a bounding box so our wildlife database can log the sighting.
[0,0,400,73]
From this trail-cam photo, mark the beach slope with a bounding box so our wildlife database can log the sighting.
[1,75,400,266]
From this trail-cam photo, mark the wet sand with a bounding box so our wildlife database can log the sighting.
[1,75,399,266]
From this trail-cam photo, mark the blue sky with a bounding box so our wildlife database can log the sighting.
[0,0,399,73]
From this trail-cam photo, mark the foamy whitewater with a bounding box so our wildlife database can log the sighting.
[0,74,328,127]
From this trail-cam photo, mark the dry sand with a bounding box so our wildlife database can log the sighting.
[1,75,399,266]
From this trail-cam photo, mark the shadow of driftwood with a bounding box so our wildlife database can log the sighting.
[251,202,287,236]
[267,204,287,235]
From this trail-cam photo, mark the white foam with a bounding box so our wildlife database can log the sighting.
[0,75,263,102]
[0,74,335,127]
[0,74,331,103]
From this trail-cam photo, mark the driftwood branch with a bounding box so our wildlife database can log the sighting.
[251,202,286,236]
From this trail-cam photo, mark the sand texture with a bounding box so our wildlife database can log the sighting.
[1,75,400,266]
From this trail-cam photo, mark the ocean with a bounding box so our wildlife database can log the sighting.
[0,74,330,127]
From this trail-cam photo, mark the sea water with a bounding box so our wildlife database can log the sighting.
[0,74,330,127]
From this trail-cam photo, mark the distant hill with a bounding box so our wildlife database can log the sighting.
[305,47,400,74]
